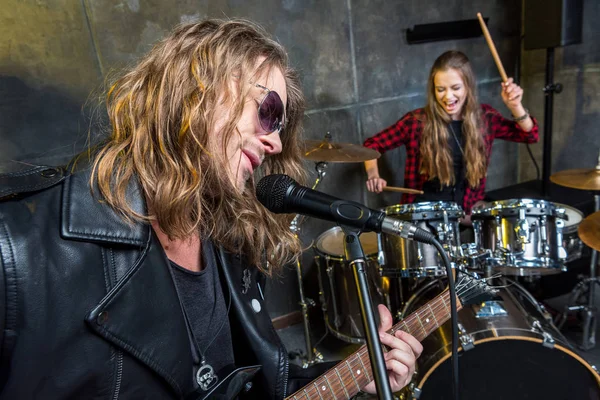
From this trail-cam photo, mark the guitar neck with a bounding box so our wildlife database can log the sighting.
[285,290,461,400]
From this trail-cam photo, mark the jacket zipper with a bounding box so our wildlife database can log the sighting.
[282,349,289,398]
[112,350,123,400]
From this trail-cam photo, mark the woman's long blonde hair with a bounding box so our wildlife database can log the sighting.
[91,19,306,274]
[421,51,486,187]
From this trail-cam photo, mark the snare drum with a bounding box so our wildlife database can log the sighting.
[403,281,600,399]
[380,202,464,278]
[313,226,391,343]
[554,202,584,263]
[471,199,567,276]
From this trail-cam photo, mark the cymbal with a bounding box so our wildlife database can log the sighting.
[550,168,600,191]
[579,211,600,252]
[303,139,380,163]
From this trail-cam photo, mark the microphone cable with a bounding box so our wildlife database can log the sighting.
[431,238,459,400]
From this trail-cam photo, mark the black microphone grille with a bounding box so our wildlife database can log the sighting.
[256,174,296,212]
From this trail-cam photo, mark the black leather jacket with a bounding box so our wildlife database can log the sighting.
[0,165,292,399]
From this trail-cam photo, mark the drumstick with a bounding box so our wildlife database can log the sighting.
[477,12,508,83]
[382,186,424,195]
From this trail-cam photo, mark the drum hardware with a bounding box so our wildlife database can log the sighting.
[379,202,464,278]
[554,202,584,263]
[552,152,600,350]
[288,161,328,367]
[515,208,530,245]
[474,300,507,318]
[376,232,386,266]
[457,322,474,350]
[471,199,568,276]
[530,320,556,348]
[455,243,493,272]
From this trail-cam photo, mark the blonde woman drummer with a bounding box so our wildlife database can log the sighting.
[363,50,538,224]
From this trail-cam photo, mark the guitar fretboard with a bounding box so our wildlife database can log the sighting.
[285,290,461,400]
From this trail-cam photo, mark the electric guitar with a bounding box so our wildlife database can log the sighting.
[192,273,495,400]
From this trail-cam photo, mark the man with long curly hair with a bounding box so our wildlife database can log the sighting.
[363,50,539,223]
[0,19,421,399]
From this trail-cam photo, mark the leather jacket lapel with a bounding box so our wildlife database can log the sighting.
[217,249,288,399]
[61,169,194,397]
[85,236,194,398]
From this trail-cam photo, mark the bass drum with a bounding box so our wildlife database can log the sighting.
[402,279,600,400]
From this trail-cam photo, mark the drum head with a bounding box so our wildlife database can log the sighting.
[553,202,583,229]
[314,226,378,257]
[418,338,600,400]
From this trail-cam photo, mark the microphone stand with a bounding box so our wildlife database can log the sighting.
[341,225,393,400]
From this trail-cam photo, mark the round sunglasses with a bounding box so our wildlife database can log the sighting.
[255,83,285,134]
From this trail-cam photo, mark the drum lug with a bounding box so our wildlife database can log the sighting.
[473,219,482,248]
[412,386,422,399]
[531,319,556,348]
[556,219,568,261]
[542,331,556,348]
[458,323,475,351]
[376,233,387,266]
[539,215,550,257]
[495,215,504,251]
[515,208,531,245]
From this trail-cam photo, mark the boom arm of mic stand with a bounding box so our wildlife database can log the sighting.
[342,225,393,400]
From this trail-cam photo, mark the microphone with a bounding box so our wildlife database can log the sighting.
[256,174,436,244]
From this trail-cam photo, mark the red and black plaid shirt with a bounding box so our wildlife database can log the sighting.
[363,104,539,213]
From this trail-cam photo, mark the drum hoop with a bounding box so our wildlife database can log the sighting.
[472,198,560,217]
[313,249,378,262]
[416,336,600,390]
[382,201,464,219]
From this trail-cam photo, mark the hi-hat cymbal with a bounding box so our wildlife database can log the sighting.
[303,139,380,163]
[579,211,600,252]
[550,168,600,191]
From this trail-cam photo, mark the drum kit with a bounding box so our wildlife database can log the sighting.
[289,136,600,396]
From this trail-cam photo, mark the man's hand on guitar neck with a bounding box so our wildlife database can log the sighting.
[360,305,423,394]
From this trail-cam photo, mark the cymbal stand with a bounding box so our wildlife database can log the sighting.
[289,161,328,367]
[556,157,600,350]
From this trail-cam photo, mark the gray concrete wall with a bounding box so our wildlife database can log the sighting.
[3,0,593,320]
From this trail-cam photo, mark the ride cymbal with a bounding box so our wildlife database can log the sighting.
[579,211,600,252]
[303,139,380,163]
[550,168,600,191]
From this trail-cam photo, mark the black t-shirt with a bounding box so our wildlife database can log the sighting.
[416,120,466,205]
[170,240,235,387]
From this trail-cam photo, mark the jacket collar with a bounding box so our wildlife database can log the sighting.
[60,166,149,246]
[61,168,194,397]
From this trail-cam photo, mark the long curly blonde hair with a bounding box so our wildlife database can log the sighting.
[91,19,306,274]
[421,50,486,188]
